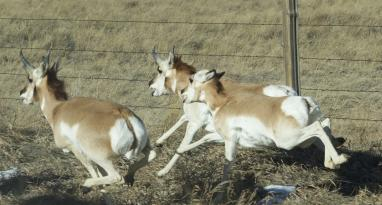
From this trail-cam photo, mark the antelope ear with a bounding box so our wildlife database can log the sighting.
[151,46,160,64]
[168,50,174,66]
[215,71,225,79]
[38,48,51,77]
[51,56,62,72]
[205,69,217,81]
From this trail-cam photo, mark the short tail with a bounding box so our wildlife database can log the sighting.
[278,85,298,96]
[303,96,324,123]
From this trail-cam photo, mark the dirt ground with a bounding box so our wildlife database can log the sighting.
[0,0,381,204]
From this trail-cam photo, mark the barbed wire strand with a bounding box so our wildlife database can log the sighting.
[301,88,381,93]
[2,46,382,63]
[299,23,382,28]
[0,97,181,110]
[0,17,282,26]
[300,56,382,63]
[0,72,380,94]
[0,97,381,122]
[0,72,147,82]
[1,17,382,28]
[0,46,283,59]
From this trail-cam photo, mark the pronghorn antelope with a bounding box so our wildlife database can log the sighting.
[19,49,156,187]
[148,48,328,176]
[180,69,349,176]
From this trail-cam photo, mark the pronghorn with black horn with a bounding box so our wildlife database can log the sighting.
[148,48,331,176]
[180,69,349,176]
[19,49,156,187]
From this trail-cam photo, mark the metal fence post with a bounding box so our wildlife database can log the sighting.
[283,0,301,95]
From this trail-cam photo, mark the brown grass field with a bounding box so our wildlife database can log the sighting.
[0,0,381,204]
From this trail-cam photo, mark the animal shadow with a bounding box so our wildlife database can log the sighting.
[271,145,382,196]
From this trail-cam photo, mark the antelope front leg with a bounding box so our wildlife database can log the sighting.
[156,115,187,145]
[176,133,223,154]
[157,122,202,177]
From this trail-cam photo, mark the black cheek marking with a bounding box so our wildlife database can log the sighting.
[33,87,39,101]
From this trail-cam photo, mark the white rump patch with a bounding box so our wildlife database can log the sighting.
[263,85,297,97]
[60,122,80,150]
[109,118,134,155]
[128,116,147,148]
[123,116,147,160]
[281,97,309,127]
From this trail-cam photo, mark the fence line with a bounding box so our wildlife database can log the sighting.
[0,46,283,59]
[0,72,147,82]
[301,88,381,94]
[0,97,181,110]
[3,46,382,63]
[300,56,382,63]
[0,17,381,124]
[1,72,380,94]
[299,23,382,28]
[0,97,380,122]
[1,17,382,28]
[0,17,282,26]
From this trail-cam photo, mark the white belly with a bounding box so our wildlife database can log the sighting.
[227,117,275,148]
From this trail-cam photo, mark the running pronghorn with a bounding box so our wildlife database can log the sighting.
[180,69,349,176]
[19,49,156,187]
[149,48,329,176]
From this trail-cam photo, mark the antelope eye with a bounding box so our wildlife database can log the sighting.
[157,67,162,74]
[189,78,193,83]
[28,77,32,83]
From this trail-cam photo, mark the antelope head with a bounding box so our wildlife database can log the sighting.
[181,69,225,104]
[19,49,51,104]
[148,47,175,96]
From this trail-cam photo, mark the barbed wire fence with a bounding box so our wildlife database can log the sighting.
[0,17,381,123]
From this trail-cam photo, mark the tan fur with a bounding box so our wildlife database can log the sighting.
[183,72,348,170]
[19,55,154,187]
[201,80,301,137]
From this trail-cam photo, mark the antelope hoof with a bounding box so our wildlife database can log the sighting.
[156,138,165,145]
[62,148,70,153]
[320,118,331,129]
[83,178,96,187]
[324,159,336,170]
[117,177,125,185]
[334,154,350,165]
[157,169,169,177]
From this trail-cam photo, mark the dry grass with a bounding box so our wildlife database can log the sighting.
[0,0,381,204]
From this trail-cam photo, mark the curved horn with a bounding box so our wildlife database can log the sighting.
[42,47,51,67]
[19,49,35,73]
[151,46,160,63]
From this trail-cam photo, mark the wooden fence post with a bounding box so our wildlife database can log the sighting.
[283,0,301,95]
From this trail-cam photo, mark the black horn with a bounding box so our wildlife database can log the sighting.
[19,49,35,74]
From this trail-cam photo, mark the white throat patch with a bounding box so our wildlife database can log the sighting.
[171,79,177,93]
